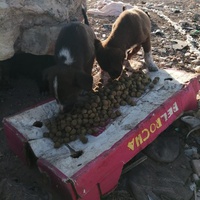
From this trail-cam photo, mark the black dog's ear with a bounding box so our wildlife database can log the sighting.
[75,72,93,91]
[94,39,103,50]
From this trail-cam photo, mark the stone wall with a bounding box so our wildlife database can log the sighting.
[0,0,86,61]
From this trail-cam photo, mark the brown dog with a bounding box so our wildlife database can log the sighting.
[95,8,158,79]
[43,9,96,113]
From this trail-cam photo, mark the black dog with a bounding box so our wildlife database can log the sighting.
[43,7,96,112]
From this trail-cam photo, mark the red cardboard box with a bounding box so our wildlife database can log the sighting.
[3,69,200,200]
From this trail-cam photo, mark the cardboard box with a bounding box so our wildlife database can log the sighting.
[3,69,200,200]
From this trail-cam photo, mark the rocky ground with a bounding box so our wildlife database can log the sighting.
[0,0,200,199]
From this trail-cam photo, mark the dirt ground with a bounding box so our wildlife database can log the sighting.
[0,0,200,199]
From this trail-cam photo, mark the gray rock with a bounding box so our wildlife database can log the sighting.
[181,115,200,128]
[193,14,200,22]
[143,130,180,163]
[184,146,198,157]
[192,173,200,183]
[192,160,200,177]
[126,152,193,200]
[191,59,200,65]
[0,0,86,60]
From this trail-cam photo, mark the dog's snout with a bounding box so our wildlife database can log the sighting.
[64,106,73,113]
[109,70,122,80]
[111,73,120,79]
[59,103,75,113]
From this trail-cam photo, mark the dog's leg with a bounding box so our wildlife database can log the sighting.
[142,37,158,71]
[126,45,141,60]
[124,60,133,73]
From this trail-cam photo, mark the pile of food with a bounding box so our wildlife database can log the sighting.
[43,69,159,148]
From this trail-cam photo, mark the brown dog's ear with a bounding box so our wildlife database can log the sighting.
[75,72,93,91]
[111,48,126,64]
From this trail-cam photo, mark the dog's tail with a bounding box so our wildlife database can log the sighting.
[81,4,89,26]
[145,11,151,19]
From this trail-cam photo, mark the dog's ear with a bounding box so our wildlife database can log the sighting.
[111,48,126,63]
[94,39,103,51]
[75,71,93,90]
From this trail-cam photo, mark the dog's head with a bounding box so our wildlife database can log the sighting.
[43,66,93,113]
[94,39,125,79]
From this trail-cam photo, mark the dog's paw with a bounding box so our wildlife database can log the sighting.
[144,52,159,71]
[147,62,159,71]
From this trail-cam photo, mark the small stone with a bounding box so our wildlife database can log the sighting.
[194,66,200,73]
[159,61,166,67]
[152,77,160,84]
[193,14,200,22]
[79,134,88,144]
[192,59,200,65]
[153,29,164,36]
[193,153,200,159]
[172,40,188,50]
[102,24,112,30]
[189,182,196,191]
[159,48,167,54]
[185,52,191,57]
[94,31,100,36]
[185,147,198,157]
[149,83,154,89]
[190,30,200,37]
[197,190,200,198]
[102,34,106,38]
[192,173,200,182]
[191,56,197,60]
[165,62,173,68]
[191,160,200,176]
